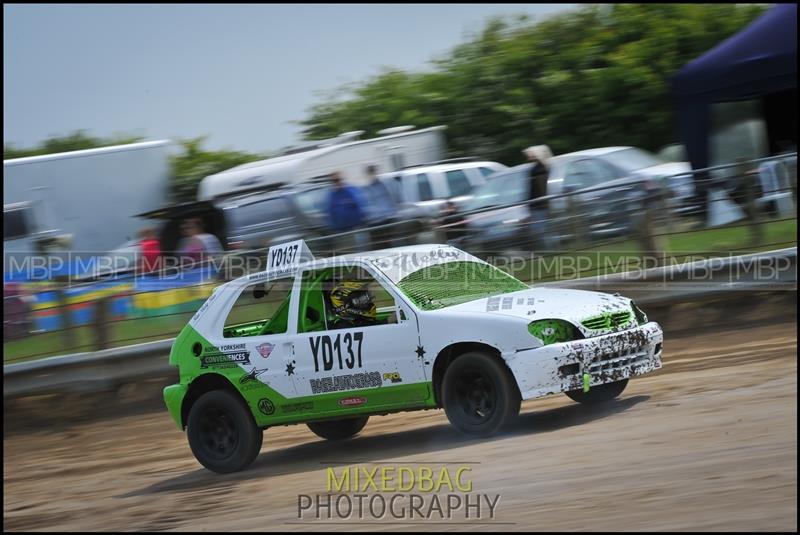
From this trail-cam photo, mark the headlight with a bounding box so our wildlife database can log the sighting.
[528,319,579,346]
[631,302,648,325]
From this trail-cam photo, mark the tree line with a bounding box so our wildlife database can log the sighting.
[297,4,766,165]
[4,4,766,200]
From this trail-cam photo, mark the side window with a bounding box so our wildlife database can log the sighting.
[445,169,472,197]
[297,265,398,333]
[582,159,619,184]
[382,176,403,202]
[4,205,32,241]
[478,166,497,179]
[391,153,405,171]
[230,197,291,230]
[401,174,417,203]
[564,161,596,190]
[223,277,294,338]
[416,173,434,201]
[262,197,291,220]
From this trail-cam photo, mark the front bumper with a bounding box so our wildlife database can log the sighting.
[505,322,663,400]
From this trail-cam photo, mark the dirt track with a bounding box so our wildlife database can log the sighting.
[3,319,797,532]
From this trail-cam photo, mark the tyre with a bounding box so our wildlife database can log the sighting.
[441,352,521,437]
[565,378,628,405]
[307,416,369,440]
[187,390,263,474]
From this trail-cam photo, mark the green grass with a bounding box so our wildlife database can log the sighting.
[4,217,796,364]
[666,218,796,256]
[505,218,796,284]
[4,312,194,364]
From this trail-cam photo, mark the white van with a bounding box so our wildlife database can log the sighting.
[378,158,507,218]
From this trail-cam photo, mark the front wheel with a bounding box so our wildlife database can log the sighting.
[187,390,263,474]
[565,378,629,404]
[442,352,521,437]
[307,416,369,440]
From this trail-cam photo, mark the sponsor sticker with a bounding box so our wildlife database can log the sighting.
[256,343,275,359]
[200,351,250,368]
[258,398,275,416]
[281,401,314,414]
[239,367,269,385]
[338,396,367,407]
[310,371,382,394]
[383,372,403,383]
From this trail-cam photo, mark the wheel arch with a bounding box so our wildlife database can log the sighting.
[180,373,245,429]
[431,341,510,406]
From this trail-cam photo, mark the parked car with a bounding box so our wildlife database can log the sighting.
[164,241,663,473]
[378,158,508,220]
[358,180,426,249]
[136,182,335,274]
[657,143,688,163]
[548,147,697,216]
[138,181,422,267]
[446,147,697,252]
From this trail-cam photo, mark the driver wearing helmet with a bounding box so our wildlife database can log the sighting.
[326,279,378,329]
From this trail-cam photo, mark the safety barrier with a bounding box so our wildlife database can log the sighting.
[3,152,797,359]
[3,246,795,399]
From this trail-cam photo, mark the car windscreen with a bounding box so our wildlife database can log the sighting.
[603,148,665,173]
[461,170,529,212]
[395,260,529,311]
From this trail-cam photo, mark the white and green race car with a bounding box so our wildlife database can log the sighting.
[164,241,663,473]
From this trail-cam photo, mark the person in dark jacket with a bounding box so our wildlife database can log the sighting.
[326,171,368,252]
[327,171,366,231]
[525,145,552,212]
[523,145,557,251]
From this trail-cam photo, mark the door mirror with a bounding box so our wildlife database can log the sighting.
[399,308,407,321]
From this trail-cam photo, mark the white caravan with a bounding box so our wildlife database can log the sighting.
[3,140,173,254]
[197,126,448,201]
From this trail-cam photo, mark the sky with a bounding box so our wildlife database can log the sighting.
[3,4,579,154]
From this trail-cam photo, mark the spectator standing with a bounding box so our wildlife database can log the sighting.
[177,217,223,267]
[523,145,557,251]
[326,171,367,252]
[137,227,162,274]
[361,164,399,248]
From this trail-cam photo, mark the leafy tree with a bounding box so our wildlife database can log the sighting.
[4,130,145,159]
[298,4,767,165]
[4,131,265,202]
[169,137,266,201]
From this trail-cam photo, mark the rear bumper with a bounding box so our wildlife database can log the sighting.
[505,322,663,400]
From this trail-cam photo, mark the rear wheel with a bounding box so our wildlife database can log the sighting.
[187,390,263,474]
[307,416,369,440]
[442,352,521,437]
[565,378,629,404]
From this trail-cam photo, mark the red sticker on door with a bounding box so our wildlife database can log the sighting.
[337,396,367,407]
[256,343,274,358]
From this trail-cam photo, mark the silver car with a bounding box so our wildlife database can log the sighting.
[547,146,696,217]
[447,147,696,251]
[378,159,508,219]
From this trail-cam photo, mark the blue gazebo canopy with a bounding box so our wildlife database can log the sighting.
[672,3,797,170]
